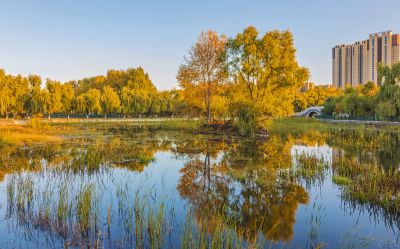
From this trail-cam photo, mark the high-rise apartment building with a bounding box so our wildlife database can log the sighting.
[332,30,400,89]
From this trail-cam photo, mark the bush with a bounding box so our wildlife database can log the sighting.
[375,101,397,120]
[322,97,337,115]
[235,103,258,137]
[27,117,48,130]
[0,136,8,148]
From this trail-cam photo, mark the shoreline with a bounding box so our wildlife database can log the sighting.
[321,119,400,126]
[0,117,200,125]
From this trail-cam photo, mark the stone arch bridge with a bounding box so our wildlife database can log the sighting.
[293,106,323,118]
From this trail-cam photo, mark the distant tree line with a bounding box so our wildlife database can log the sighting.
[0,67,188,118]
[293,85,342,113]
[322,63,400,120]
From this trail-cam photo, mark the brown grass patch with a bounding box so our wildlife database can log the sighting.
[0,118,75,146]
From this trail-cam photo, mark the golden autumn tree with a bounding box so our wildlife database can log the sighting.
[0,69,29,118]
[101,86,121,114]
[177,30,228,124]
[228,27,309,117]
[294,85,342,112]
[46,79,64,118]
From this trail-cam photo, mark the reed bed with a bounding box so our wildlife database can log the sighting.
[333,159,400,218]
[6,172,171,248]
[181,208,253,249]
[279,153,330,189]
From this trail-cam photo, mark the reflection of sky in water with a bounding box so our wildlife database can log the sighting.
[291,144,333,167]
[1,127,400,248]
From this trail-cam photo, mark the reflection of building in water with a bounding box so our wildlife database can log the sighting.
[290,144,333,168]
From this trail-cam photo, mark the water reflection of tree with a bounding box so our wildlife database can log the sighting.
[0,135,171,181]
[0,145,62,181]
[176,137,309,242]
[328,129,400,170]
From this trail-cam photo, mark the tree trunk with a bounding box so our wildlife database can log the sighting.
[206,85,211,124]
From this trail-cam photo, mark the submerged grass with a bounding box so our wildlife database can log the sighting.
[283,152,330,188]
[333,159,400,220]
[332,175,352,185]
[181,208,249,249]
[294,153,328,178]
[7,173,171,248]
[76,184,95,235]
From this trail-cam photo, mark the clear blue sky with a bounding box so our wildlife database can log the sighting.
[1,0,399,90]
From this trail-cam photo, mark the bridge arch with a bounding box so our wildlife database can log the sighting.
[307,111,320,117]
[293,106,323,118]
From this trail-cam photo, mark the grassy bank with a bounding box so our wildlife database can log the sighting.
[0,118,73,146]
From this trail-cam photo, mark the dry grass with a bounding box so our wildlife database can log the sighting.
[0,118,76,145]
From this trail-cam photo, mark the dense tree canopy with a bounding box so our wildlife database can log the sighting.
[322,83,377,118]
[375,63,400,120]
[0,69,29,117]
[294,85,341,112]
[227,27,309,117]
[0,67,185,117]
[321,63,400,120]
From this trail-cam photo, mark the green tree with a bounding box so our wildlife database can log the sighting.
[375,63,400,120]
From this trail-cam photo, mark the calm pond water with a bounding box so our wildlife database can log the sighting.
[0,121,399,248]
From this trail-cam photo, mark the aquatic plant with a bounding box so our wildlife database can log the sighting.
[333,159,400,223]
[285,153,329,187]
[332,175,352,185]
[76,184,95,236]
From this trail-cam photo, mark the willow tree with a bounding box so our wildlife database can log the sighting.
[177,30,228,124]
[120,68,157,115]
[25,75,49,115]
[0,70,14,117]
[61,83,75,113]
[101,86,121,114]
[46,79,63,118]
[76,89,102,115]
[0,70,29,118]
[375,63,400,120]
[227,26,309,117]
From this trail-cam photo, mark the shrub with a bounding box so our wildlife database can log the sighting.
[235,103,257,137]
[0,136,8,148]
[27,117,48,130]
